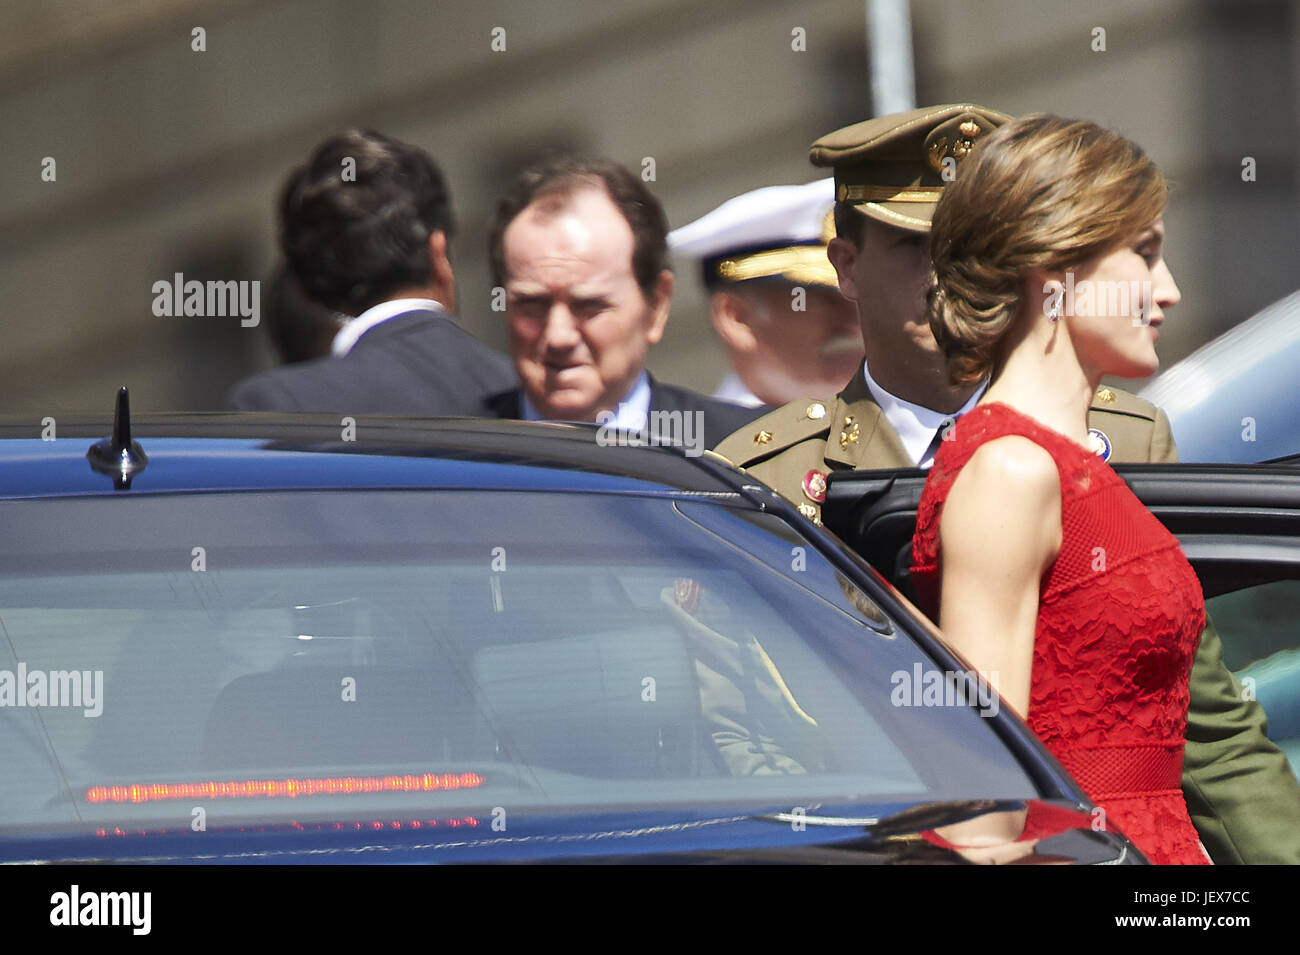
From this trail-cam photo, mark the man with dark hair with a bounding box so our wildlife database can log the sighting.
[483,157,763,450]
[228,129,514,413]
[717,103,1300,864]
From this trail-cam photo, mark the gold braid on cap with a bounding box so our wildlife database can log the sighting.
[716,245,837,286]
[836,184,944,202]
[715,208,838,286]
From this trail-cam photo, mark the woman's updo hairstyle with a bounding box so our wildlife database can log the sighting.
[927,114,1167,385]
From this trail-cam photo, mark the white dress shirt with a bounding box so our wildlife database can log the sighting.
[520,370,653,431]
[331,297,446,357]
[861,357,988,469]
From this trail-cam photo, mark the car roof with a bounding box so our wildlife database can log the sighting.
[1140,288,1300,463]
[0,413,752,500]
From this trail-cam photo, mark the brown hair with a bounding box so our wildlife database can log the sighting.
[487,157,670,300]
[927,114,1167,385]
[280,129,455,316]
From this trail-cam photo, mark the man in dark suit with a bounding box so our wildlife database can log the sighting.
[481,376,756,452]
[228,130,515,414]
[483,157,763,451]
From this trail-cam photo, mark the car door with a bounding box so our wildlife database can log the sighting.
[822,463,1300,780]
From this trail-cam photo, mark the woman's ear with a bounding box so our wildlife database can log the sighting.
[1027,267,1066,322]
[1028,265,1065,290]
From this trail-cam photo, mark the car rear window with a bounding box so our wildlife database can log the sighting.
[0,490,1034,845]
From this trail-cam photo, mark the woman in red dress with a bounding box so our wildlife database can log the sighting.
[909,115,1210,864]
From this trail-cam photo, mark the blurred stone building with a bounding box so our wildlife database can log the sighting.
[1,0,1295,413]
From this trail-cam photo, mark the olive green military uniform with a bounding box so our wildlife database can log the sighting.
[716,368,1300,862]
[716,367,1173,524]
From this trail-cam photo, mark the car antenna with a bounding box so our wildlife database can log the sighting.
[86,386,149,490]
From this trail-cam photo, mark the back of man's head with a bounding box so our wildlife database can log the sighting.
[280,129,455,316]
[486,156,669,301]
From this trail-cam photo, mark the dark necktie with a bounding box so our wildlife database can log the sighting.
[920,415,958,466]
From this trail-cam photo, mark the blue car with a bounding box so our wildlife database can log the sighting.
[0,394,1132,864]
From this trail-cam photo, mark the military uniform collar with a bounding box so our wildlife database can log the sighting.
[824,365,912,468]
[860,359,988,467]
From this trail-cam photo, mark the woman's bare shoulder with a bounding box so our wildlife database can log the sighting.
[941,434,1062,569]
[950,434,1059,506]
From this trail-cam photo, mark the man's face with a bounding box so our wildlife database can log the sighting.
[723,283,863,402]
[503,187,671,421]
[827,216,935,354]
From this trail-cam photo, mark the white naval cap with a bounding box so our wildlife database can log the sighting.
[668,178,838,289]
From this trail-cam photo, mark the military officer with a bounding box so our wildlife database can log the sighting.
[668,178,862,407]
[716,105,1171,516]
[716,103,1300,864]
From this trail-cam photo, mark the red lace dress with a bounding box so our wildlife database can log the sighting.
[910,402,1210,865]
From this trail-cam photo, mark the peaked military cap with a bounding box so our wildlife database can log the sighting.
[811,103,1012,233]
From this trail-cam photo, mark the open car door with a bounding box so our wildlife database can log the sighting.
[823,463,1300,779]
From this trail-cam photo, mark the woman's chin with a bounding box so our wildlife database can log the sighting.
[1107,351,1159,380]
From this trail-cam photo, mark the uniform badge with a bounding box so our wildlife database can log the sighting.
[802,469,828,503]
[754,429,773,445]
[839,414,860,450]
[806,402,826,420]
[1087,428,1112,460]
[926,119,987,174]
[797,502,820,523]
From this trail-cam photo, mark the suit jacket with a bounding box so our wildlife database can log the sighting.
[483,374,768,451]
[716,365,1300,864]
[227,307,516,415]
